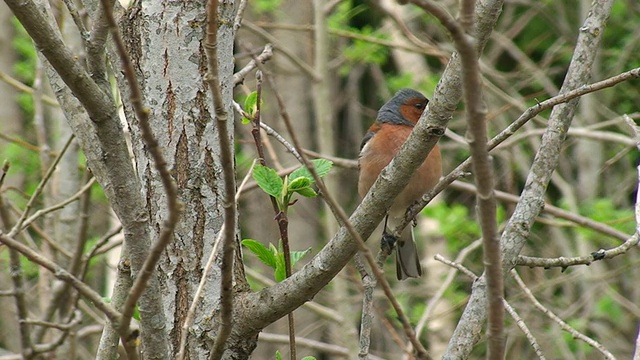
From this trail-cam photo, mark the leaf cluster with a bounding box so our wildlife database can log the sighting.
[252,159,333,211]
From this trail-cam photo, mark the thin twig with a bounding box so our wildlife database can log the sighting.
[511,270,616,359]
[243,21,321,81]
[0,234,122,324]
[434,255,547,359]
[258,332,386,360]
[233,0,248,31]
[502,298,546,359]
[0,70,59,107]
[252,21,447,58]
[61,0,89,47]
[19,178,96,233]
[450,180,629,241]
[415,239,482,337]
[204,1,237,358]
[233,44,273,86]
[7,135,74,238]
[22,310,82,331]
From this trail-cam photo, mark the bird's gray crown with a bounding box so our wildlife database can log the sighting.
[377,88,427,126]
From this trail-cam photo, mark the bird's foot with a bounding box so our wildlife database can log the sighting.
[381,233,397,254]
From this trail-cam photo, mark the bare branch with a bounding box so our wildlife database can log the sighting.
[258,332,385,360]
[407,1,504,356]
[233,0,249,31]
[0,70,59,107]
[243,21,321,81]
[503,300,546,360]
[233,44,273,86]
[204,1,237,358]
[415,239,482,337]
[450,180,629,241]
[515,233,639,269]
[0,233,121,324]
[19,178,95,233]
[7,135,74,238]
[511,270,615,359]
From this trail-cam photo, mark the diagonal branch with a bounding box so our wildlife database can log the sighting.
[0,233,121,324]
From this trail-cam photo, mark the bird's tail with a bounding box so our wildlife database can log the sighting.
[386,216,422,280]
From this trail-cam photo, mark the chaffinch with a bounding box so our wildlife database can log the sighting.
[358,88,442,280]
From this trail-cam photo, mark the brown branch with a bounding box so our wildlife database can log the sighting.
[204,1,237,359]
[253,68,296,359]
[0,70,59,107]
[408,1,504,357]
[0,233,121,324]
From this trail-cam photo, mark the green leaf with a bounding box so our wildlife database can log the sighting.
[301,357,317,360]
[295,187,317,198]
[289,159,333,184]
[242,91,260,124]
[288,176,311,191]
[275,350,283,360]
[242,239,277,269]
[290,248,312,266]
[253,165,283,199]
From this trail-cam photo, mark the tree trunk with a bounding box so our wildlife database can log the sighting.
[117,1,252,358]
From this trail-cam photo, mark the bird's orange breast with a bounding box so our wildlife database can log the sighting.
[358,123,442,214]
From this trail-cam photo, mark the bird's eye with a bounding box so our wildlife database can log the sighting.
[414,102,425,109]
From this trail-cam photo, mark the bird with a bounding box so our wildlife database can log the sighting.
[358,88,442,280]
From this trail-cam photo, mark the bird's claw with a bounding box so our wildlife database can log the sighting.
[381,233,397,254]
